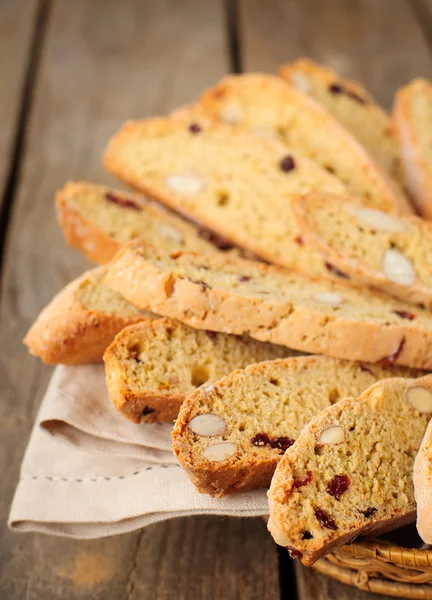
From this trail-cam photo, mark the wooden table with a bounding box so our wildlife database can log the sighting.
[1,1,432,598]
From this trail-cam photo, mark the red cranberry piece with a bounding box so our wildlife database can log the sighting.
[301,531,313,540]
[280,155,296,172]
[314,507,338,530]
[377,338,405,367]
[251,432,271,447]
[294,236,304,246]
[361,507,377,518]
[205,330,217,340]
[293,471,313,489]
[270,436,295,453]
[393,310,416,321]
[287,547,303,560]
[189,123,202,134]
[105,192,142,211]
[325,262,350,279]
[197,228,234,251]
[326,474,351,501]
[238,275,251,282]
[329,83,343,95]
[142,406,155,416]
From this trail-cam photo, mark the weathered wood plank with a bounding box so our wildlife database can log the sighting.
[238,0,432,108]
[0,1,281,599]
[237,0,432,598]
[0,0,38,208]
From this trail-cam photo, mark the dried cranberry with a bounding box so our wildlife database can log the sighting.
[287,547,303,560]
[270,436,295,453]
[280,155,296,172]
[251,432,271,447]
[361,507,377,518]
[314,507,338,530]
[294,236,304,246]
[293,471,313,489]
[205,330,217,340]
[329,83,365,105]
[189,123,202,134]
[190,279,211,291]
[105,192,142,211]
[197,228,234,251]
[325,262,350,279]
[238,275,251,282]
[393,310,416,321]
[326,475,351,501]
[301,531,313,540]
[142,406,156,416]
[377,338,405,367]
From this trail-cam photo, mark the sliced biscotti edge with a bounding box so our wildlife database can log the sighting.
[198,72,412,215]
[414,418,432,544]
[292,193,432,309]
[56,180,220,265]
[24,267,152,364]
[103,318,289,424]
[393,78,432,219]
[268,374,432,565]
[172,356,420,496]
[279,59,401,180]
[102,242,432,369]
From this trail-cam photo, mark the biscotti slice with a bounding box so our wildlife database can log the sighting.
[56,180,225,264]
[104,319,291,424]
[24,267,153,364]
[198,73,412,215]
[172,356,418,496]
[414,419,432,544]
[279,59,401,180]
[292,194,432,309]
[103,242,432,369]
[394,78,432,219]
[103,113,352,279]
[268,374,432,565]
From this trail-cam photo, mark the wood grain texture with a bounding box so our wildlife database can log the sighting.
[0,1,281,599]
[237,0,432,108]
[0,0,38,206]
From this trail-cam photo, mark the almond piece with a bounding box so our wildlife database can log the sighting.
[165,172,206,196]
[318,426,345,445]
[202,441,237,462]
[289,72,311,94]
[354,207,406,233]
[157,223,184,244]
[188,414,227,437]
[313,291,344,306]
[382,249,416,286]
[407,387,432,413]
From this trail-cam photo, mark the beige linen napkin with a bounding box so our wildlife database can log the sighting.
[9,365,268,538]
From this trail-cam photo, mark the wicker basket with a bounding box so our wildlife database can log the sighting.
[312,527,432,599]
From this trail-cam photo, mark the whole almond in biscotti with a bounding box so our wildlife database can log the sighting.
[23,267,153,364]
[56,180,225,265]
[103,318,292,424]
[279,58,402,182]
[172,356,419,497]
[198,73,412,215]
[292,194,432,309]
[268,374,432,566]
[103,242,432,369]
[103,111,356,280]
[394,78,432,220]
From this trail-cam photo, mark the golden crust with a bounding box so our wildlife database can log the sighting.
[23,267,148,364]
[103,243,432,370]
[414,419,432,543]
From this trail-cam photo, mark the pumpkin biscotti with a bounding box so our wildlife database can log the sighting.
[268,374,432,565]
[103,242,432,369]
[292,194,432,309]
[198,73,411,214]
[24,267,153,364]
[393,78,432,219]
[104,319,292,424]
[56,181,222,264]
[414,419,432,544]
[103,113,351,279]
[172,356,418,497]
[279,59,401,180]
